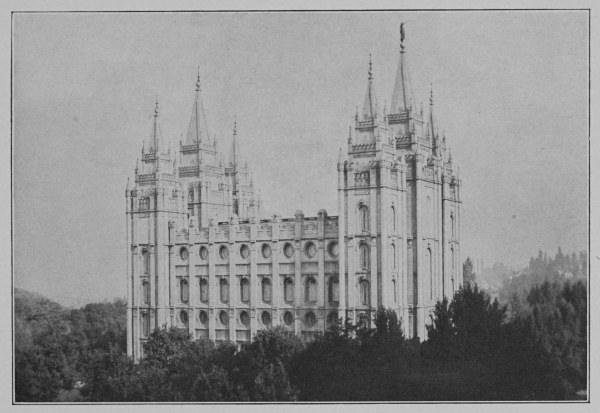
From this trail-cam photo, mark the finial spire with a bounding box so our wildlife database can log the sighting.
[391,22,414,114]
[368,53,373,80]
[154,95,159,118]
[186,69,209,144]
[233,115,237,136]
[361,55,378,121]
[430,83,434,105]
[196,66,201,92]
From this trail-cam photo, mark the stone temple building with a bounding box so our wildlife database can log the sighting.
[125,29,462,359]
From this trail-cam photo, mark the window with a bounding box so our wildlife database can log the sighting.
[180,247,189,261]
[198,310,208,325]
[427,248,433,300]
[199,278,208,303]
[305,242,316,258]
[199,246,208,261]
[283,311,294,326]
[305,277,317,303]
[283,243,294,259]
[180,310,188,325]
[391,205,396,231]
[219,245,229,260]
[328,277,339,303]
[305,311,317,327]
[328,241,339,258]
[141,312,150,337]
[391,243,396,269]
[219,310,228,326]
[240,245,250,259]
[393,279,397,303]
[240,311,250,327]
[451,213,455,239]
[142,249,150,275]
[262,278,272,303]
[220,278,229,303]
[359,243,370,270]
[261,311,272,326]
[142,280,150,305]
[284,278,294,303]
[240,278,250,303]
[261,244,272,259]
[359,204,369,231]
[451,247,455,270]
[327,311,338,328]
[180,279,189,303]
[139,197,150,210]
[359,279,370,305]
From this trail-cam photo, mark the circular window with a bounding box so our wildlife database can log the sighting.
[180,310,188,324]
[198,310,208,325]
[261,244,272,259]
[199,246,208,260]
[219,245,229,260]
[327,311,338,327]
[219,310,229,326]
[240,245,250,259]
[283,243,294,258]
[305,311,317,327]
[261,311,272,326]
[240,311,250,327]
[328,241,339,258]
[180,247,189,260]
[283,311,294,326]
[305,242,316,258]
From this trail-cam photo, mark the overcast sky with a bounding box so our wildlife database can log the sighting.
[12,11,588,307]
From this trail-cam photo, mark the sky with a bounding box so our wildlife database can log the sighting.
[12,11,588,307]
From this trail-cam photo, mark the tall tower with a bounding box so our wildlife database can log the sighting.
[126,99,187,359]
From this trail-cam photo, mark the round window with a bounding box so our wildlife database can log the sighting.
[328,241,339,258]
[180,247,189,260]
[261,244,272,259]
[240,245,250,259]
[240,311,250,327]
[219,310,229,326]
[199,246,208,260]
[305,311,317,327]
[283,311,294,326]
[261,311,272,326]
[305,242,316,258]
[327,311,338,327]
[180,310,188,324]
[219,245,229,260]
[198,310,208,325]
[283,243,294,258]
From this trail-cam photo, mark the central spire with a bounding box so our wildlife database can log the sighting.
[149,97,162,153]
[229,116,241,168]
[361,54,378,121]
[185,68,210,145]
[390,23,415,114]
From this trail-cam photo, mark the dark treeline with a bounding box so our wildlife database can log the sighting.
[14,248,587,402]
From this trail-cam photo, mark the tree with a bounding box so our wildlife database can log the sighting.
[463,257,475,284]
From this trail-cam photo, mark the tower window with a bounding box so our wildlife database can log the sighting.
[220,278,229,303]
[359,279,370,305]
[240,278,250,303]
[180,278,189,303]
[305,277,317,303]
[180,310,189,325]
[283,243,294,259]
[359,205,369,232]
[393,279,397,303]
[283,310,294,326]
[391,243,397,269]
[240,244,250,259]
[199,278,209,303]
[142,280,150,305]
[328,277,339,303]
[391,205,396,231]
[261,244,272,259]
[199,246,209,261]
[261,311,272,326]
[284,277,294,303]
[142,249,150,275]
[327,311,339,328]
[359,243,370,270]
[262,278,272,303]
[304,242,317,258]
[180,247,189,261]
[219,310,229,326]
[427,248,433,300]
[305,311,317,327]
[141,312,150,337]
[240,311,250,327]
[198,310,209,325]
[219,245,229,260]
[328,241,339,258]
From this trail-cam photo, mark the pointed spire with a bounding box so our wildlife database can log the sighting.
[338,147,343,164]
[149,97,162,153]
[230,116,241,168]
[391,23,415,114]
[425,84,437,141]
[126,177,130,191]
[361,54,378,121]
[185,69,210,145]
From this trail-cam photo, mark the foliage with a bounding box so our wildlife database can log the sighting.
[463,257,475,284]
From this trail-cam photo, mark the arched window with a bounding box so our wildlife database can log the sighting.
[451,213,455,239]
[359,279,370,305]
[451,247,455,271]
[180,310,188,326]
[199,278,208,303]
[240,278,250,303]
[392,279,397,303]
[180,278,189,303]
[328,277,339,303]
[262,278,272,303]
[327,311,339,328]
[391,205,396,231]
[359,243,370,270]
[284,278,294,303]
[142,280,150,305]
[220,278,229,303]
[142,249,150,275]
[391,243,396,269]
[426,248,433,300]
[305,277,317,303]
[141,312,150,337]
[359,205,369,232]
